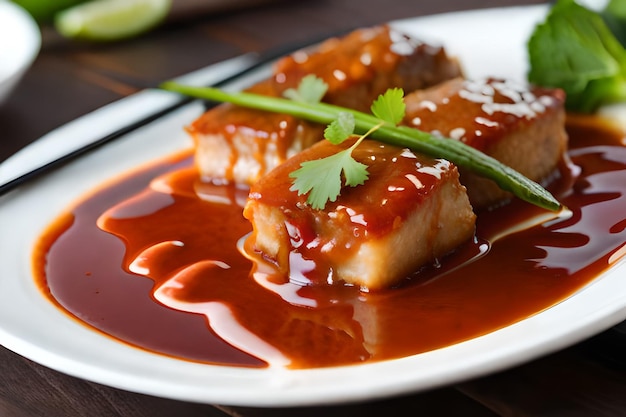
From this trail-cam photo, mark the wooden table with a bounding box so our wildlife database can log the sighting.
[2,0,626,415]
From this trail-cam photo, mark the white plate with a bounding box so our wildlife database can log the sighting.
[2,4,626,408]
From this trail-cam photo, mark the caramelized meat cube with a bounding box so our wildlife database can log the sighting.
[188,25,462,185]
[243,139,476,290]
[403,77,568,209]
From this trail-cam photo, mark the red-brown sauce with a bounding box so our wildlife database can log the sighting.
[32,122,626,369]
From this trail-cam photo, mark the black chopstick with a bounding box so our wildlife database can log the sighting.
[0,29,348,197]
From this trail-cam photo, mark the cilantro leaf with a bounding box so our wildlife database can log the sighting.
[370,87,405,125]
[341,149,369,187]
[283,74,329,104]
[324,112,355,144]
[289,148,368,210]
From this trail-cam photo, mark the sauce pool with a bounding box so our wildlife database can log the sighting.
[32,122,626,369]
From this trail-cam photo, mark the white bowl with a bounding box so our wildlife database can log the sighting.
[0,0,41,104]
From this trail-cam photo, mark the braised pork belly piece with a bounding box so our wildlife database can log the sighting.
[403,77,568,209]
[187,25,462,185]
[243,139,476,290]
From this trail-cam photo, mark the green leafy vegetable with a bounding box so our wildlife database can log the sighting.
[283,74,328,104]
[603,0,626,47]
[160,81,562,212]
[370,88,406,124]
[324,112,355,145]
[528,0,626,113]
[289,143,369,209]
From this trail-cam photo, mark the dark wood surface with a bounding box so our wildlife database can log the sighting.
[2,0,626,415]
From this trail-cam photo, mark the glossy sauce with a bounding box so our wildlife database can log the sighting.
[33,122,626,369]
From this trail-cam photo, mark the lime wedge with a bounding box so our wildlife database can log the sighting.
[55,0,171,42]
